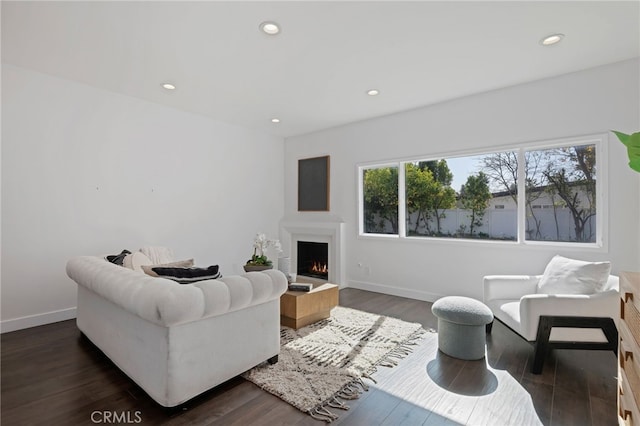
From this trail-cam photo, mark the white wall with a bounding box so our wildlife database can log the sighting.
[1,65,285,331]
[285,59,640,301]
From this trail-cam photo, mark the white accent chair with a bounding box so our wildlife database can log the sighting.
[483,273,619,374]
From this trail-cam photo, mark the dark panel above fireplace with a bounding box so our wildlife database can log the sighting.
[298,155,330,211]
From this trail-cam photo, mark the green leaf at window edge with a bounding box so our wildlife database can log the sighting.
[612,130,640,173]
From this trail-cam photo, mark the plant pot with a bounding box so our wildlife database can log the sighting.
[243,264,273,272]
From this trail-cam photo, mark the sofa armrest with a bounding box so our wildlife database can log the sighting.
[483,275,541,302]
[519,289,619,340]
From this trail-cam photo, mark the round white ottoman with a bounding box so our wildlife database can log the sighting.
[431,296,494,360]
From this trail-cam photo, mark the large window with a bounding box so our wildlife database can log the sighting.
[359,136,604,246]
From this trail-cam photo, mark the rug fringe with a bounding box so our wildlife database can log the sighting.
[361,372,377,384]
[327,396,349,410]
[357,377,369,391]
[310,406,339,422]
[310,375,370,422]
[372,329,426,371]
[337,383,360,399]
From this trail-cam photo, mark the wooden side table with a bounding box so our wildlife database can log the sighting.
[280,283,339,329]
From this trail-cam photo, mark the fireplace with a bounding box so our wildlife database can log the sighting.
[281,220,345,285]
[297,241,329,280]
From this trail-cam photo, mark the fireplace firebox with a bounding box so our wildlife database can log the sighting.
[297,241,329,280]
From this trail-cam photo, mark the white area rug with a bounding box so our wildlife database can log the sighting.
[243,306,426,422]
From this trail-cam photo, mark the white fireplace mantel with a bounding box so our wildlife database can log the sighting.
[280,220,345,286]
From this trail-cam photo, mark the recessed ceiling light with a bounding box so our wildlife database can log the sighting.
[367,89,379,96]
[540,33,564,46]
[260,21,280,35]
[271,118,280,123]
[162,83,176,90]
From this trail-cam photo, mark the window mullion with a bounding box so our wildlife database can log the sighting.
[398,162,406,238]
[517,148,526,243]
[358,167,364,235]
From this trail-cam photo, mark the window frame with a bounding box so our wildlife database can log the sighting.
[357,134,608,251]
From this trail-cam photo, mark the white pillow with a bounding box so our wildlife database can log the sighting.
[122,252,153,272]
[139,246,174,265]
[537,255,611,295]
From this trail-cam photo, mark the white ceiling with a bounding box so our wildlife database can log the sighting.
[3,1,639,138]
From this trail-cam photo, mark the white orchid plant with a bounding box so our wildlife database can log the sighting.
[246,233,282,267]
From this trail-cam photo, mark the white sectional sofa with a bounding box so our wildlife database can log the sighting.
[66,255,288,407]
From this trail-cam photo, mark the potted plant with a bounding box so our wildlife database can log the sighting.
[244,233,282,272]
[612,130,640,173]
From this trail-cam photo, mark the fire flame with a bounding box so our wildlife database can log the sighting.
[310,261,328,274]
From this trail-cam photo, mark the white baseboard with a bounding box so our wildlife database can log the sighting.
[1,307,77,333]
[346,280,442,303]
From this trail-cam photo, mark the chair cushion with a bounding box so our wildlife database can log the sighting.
[486,299,521,335]
[537,255,611,295]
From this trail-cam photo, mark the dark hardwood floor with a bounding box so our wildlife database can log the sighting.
[2,288,617,425]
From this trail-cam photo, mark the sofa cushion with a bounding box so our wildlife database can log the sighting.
[152,265,221,284]
[537,255,611,295]
[140,246,175,265]
[122,252,153,272]
[105,249,131,266]
[142,259,195,277]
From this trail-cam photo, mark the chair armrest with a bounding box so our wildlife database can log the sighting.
[519,289,619,340]
[483,275,541,302]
